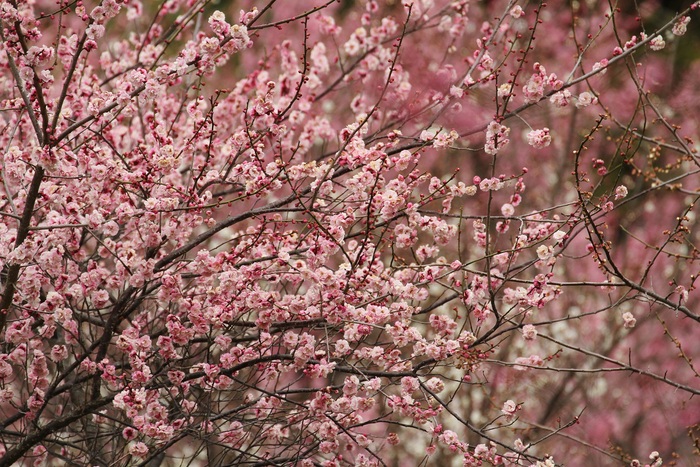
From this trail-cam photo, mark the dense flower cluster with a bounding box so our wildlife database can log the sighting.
[0,1,698,466]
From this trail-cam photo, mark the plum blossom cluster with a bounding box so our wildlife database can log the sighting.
[526,128,552,149]
[522,62,562,103]
[0,0,697,466]
[485,121,511,155]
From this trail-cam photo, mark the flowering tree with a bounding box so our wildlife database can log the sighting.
[0,0,699,465]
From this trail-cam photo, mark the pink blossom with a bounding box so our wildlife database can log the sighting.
[575,91,598,108]
[0,2,694,465]
[526,128,552,149]
[592,58,609,74]
[649,35,666,51]
[514,355,544,370]
[510,6,524,18]
[501,203,515,217]
[521,324,538,341]
[615,185,628,199]
[0,358,12,380]
[550,90,572,107]
[673,16,690,36]
[485,121,511,155]
[425,377,445,393]
[501,399,518,419]
[51,345,68,362]
[27,389,45,414]
[31,445,47,466]
[128,442,149,459]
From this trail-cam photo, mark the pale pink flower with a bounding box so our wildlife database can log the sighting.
[208,11,230,36]
[510,6,524,18]
[550,90,572,107]
[425,377,445,393]
[522,324,538,341]
[673,16,690,36]
[526,128,551,149]
[592,58,609,74]
[675,285,689,303]
[502,399,517,417]
[649,35,666,51]
[498,83,513,99]
[485,121,510,155]
[536,244,552,260]
[575,91,598,108]
[128,442,149,458]
[501,203,515,217]
[615,185,628,199]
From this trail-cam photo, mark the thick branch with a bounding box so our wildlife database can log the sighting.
[0,166,45,331]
